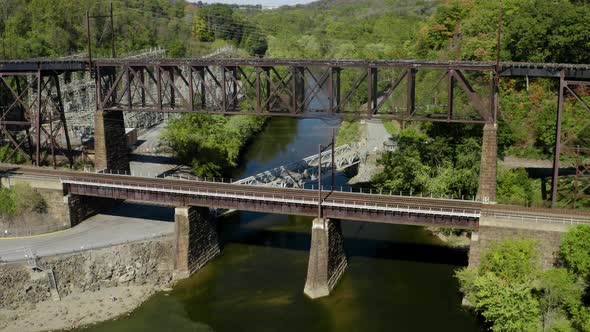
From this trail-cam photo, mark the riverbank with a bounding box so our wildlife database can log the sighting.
[0,284,167,332]
[426,227,471,248]
[0,236,175,331]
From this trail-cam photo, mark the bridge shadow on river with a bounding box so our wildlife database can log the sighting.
[97,202,468,267]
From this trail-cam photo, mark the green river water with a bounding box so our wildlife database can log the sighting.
[77,117,482,332]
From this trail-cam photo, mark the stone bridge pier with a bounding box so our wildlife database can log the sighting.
[477,123,497,203]
[94,110,130,173]
[173,206,221,279]
[304,218,348,299]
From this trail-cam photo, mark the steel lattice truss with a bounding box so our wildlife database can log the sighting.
[554,79,590,207]
[92,59,497,124]
[0,71,73,167]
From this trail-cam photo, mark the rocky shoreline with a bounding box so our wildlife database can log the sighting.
[0,236,175,331]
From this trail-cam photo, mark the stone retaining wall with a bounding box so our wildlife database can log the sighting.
[0,236,174,310]
[468,217,569,270]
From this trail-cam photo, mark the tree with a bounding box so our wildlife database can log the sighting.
[560,225,590,282]
[538,268,583,331]
[457,239,543,331]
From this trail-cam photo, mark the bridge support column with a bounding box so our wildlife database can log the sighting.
[304,218,347,299]
[477,123,497,203]
[94,110,130,172]
[174,206,220,280]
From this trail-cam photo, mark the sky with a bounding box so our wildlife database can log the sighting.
[190,0,315,6]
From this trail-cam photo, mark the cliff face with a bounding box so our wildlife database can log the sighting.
[0,236,174,310]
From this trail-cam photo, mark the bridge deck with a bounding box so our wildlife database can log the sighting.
[1,164,589,230]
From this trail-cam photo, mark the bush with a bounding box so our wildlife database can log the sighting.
[0,183,46,219]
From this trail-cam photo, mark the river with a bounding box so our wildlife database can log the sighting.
[77,117,482,332]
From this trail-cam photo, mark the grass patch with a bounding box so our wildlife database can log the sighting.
[382,120,401,136]
[336,121,361,146]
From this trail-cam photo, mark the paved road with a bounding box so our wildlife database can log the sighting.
[0,202,174,263]
[130,122,179,177]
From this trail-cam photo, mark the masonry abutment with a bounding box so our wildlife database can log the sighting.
[304,218,348,299]
[468,216,570,271]
[174,206,221,280]
[477,122,497,203]
[94,110,130,172]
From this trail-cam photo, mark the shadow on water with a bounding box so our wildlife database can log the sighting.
[222,221,468,266]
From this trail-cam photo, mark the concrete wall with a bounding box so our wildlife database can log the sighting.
[468,217,571,270]
[0,236,174,310]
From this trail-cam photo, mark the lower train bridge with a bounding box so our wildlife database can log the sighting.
[1,163,589,298]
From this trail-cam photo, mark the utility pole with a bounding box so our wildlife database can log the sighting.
[317,129,337,220]
[85,10,92,68]
[110,2,116,58]
[494,0,502,124]
[1,34,5,59]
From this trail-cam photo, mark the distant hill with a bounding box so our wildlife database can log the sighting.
[303,0,436,14]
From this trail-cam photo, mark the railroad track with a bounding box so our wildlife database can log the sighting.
[1,164,588,225]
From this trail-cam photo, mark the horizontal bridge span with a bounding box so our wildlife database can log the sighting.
[2,164,589,229]
[62,179,479,229]
[1,58,590,79]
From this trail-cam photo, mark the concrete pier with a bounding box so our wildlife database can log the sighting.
[94,110,130,172]
[174,206,221,279]
[304,218,348,299]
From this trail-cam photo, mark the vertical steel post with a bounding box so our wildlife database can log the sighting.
[232,66,238,110]
[140,68,146,107]
[367,67,374,117]
[448,70,454,121]
[256,67,262,113]
[188,66,194,112]
[169,67,175,109]
[266,68,272,112]
[221,67,227,112]
[335,68,341,108]
[156,65,162,111]
[53,75,73,167]
[126,66,132,110]
[406,68,416,117]
[200,67,206,109]
[291,67,297,113]
[329,68,334,113]
[35,71,42,165]
[551,70,565,207]
[48,95,56,168]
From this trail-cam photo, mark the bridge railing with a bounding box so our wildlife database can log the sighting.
[89,167,478,201]
[62,178,482,219]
